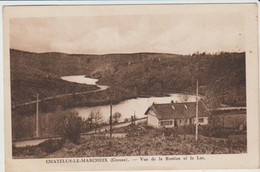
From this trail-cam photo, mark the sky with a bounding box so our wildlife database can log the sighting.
[10,12,244,55]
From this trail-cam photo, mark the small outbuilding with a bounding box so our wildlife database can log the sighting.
[144,101,210,128]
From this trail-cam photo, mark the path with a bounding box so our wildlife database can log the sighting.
[12,85,108,108]
[84,117,147,134]
[13,138,59,148]
[208,107,246,111]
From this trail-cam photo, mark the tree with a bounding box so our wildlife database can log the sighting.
[89,109,103,124]
[112,112,122,123]
[55,110,82,144]
[124,118,129,123]
[88,109,104,131]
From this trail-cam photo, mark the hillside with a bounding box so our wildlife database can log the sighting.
[10,49,246,115]
[13,124,246,158]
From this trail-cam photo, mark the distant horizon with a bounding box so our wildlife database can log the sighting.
[10,48,245,56]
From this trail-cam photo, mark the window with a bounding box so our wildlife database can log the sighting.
[198,118,204,123]
[160,120,173,126]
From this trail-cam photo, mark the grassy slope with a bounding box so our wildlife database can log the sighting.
[10,50,99,105]
[13,124,246,158]
[11,49,246,113]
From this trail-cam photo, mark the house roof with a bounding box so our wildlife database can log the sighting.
[145,102,210,120]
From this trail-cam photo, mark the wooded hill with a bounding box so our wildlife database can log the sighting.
[10,49,246,114]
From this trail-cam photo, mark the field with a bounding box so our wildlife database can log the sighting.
[13,123,247,159]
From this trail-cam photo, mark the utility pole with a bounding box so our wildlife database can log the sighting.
[35,93,39,138]
[195,79,199,141]
[109,92,112,138]
[133,110,136,125]
[222,116,225,130]
[90,117,93,132]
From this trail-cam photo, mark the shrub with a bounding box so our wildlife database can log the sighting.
[198,125,242,138]
[55,111,82,144]
[38,139,64,153]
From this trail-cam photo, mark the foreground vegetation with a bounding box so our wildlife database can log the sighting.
[12,108,106,140]
[13,123,247,159]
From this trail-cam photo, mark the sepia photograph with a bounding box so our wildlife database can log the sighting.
[2,3,259,171]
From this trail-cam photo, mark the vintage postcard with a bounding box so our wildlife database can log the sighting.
[3,3,259,172]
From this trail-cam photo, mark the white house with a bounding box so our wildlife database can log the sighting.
[144,101,210,128]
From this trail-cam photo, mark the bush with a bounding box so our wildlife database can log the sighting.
[162,125,195,137]
[55,111,82,144]
[198,125,245,138]
[38,139,64,153]
[199,125,215,137]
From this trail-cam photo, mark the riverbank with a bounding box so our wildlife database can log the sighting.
[12,83,187,119]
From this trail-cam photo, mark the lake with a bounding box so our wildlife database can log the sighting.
[61,75,198,122]
[61,75,109,91]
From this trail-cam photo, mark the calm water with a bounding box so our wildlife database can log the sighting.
[61,75,109,91]
[61,75,198,122]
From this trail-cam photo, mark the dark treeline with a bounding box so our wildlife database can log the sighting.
[95,52,246,109]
